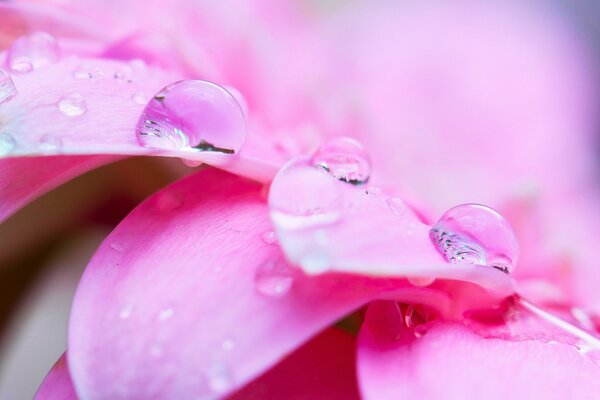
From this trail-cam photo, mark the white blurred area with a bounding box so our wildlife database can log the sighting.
[0,229,108,400]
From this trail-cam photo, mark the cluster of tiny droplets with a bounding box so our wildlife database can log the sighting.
[429,227,486,265]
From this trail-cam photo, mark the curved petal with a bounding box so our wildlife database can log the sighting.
[34,353,77,400]
[269,158,514,296]
[68,168,386,399]
[229,328,360,400]
[357,301,600,400]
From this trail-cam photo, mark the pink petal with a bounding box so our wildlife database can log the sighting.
[68,168,385,399]
[229,328,360,400]
[357,301,600,400]
[34,353,77,400]
[269,158,514,296]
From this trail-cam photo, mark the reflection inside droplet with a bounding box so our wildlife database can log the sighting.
[254,257,294,297]
[57,92,87,116]
[311,136,371,184]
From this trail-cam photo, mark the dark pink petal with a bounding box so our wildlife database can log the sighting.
[229,328,360,400]
[68,169,387,399]
[34,353,78,400]
[357,301,600,400]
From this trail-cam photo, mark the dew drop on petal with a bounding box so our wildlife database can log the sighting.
[57,92,87,116]
[224,85,248,117]
[311,137,371,184]
[135,80,246,154]
[260,230,277,245]
[180,158,202,167]
[155,191,183,211]
[109,242,124,252]
[366,186,381,196]
[38,135,63,154]
[73,64,104,81]
[205,361,232,394]
[0,68,17,104]
[407,276,435,287]
[429,204,519,273]
[254,258,294,297]
[387,196,406,215]
[114,65,133,83]
[7,31,59,73]
[269,159,342,230]
[0,133,16,156]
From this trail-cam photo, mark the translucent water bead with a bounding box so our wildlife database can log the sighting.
[136,80,246,154]
[310,137,371,184]
[429,204,518,273]
[7,32,59,73]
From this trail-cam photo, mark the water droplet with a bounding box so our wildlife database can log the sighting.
[135,80,246,154]
[110,242,124,252]
[119,305,133,320]
[429,204,519,273]
[38,135,63,154]
[387,196,406,215]
[0,68,17,103]
[180,158,202,167]
[221,338,235,351]
[158,308,174,322]
[155,191,183,211]
[131,91,147,105]
[311,137,371,184]
[57,92,87,116]
[114,65,133,83]
[73,64,104,81]
[269,159,342,230]
[7,31,59,73]
[224,86,248,117]
[0,133,16,156]
[366,186,381,196]
[407,276,435,287]
[260,230,277,245]
[254,258,294,297]
[205,361,232,394]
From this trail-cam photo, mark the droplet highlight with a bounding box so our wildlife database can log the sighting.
[311,137,371,184]
[57,92,87,116]
[0,68,17,104]
[429,204,518,273]
[136,80,246,154]
[73,64,104,81]
[7,32,59,73]
[254,258,294,297]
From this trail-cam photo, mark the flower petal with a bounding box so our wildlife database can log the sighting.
[230,328,360,400]
[34,353,77,400]
[68,168,384,399]
[357,301,600,400]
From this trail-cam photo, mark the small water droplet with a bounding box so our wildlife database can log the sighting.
[132,91,148,105]
[114,65,133,83]
[205,361,232,394]
[221,338,235,351]
[387,196,406,215]
[407,276,435,287]
[156,191,183,211]
[38,135,63,154]
[269,159,342,230]
[110,242,124,252]
[7,31,59,73]
[73,64,104,81]
[135,80,246,154]
[158,308,174,322]
[254,258,294,297]
[57,92,86,116]
[311,137,371,184]
[429,204,518,273]
[0,68,17,103]
[119,305,133,320]
[0,133,16,156]
[366,186,381,196]
[260,231,277,245]
[180,158,202,167]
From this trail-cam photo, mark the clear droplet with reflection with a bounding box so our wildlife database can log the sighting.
[254,257,294,297]
[7,32,59,73]
[311,136,371,184]
[73,64,104,81]
[57,92,86,116]
[135,80,246,154]
[429,204,518,273]
[0,68,17,104]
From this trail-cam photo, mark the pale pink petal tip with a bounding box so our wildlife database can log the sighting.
[34,353,78,400]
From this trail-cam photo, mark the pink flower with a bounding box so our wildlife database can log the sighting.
[2,1,600,399]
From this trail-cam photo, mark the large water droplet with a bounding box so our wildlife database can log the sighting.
[135,80,246,154]
[254,258,294,297]
[311,137,371,184]
[0,133,16,156]
[57,92,87,116]
[269,159,342,230]
[0,68,17,104]
[7,32,59,73]
[429,204,518,273]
